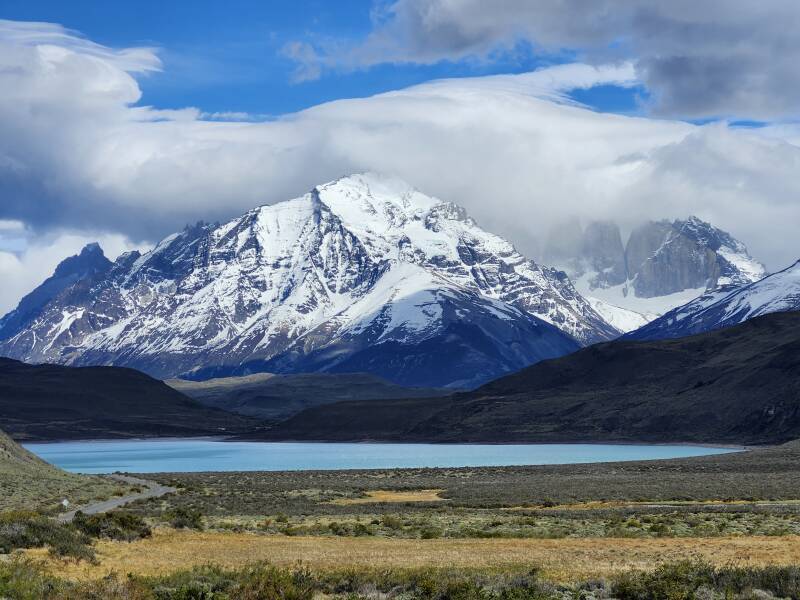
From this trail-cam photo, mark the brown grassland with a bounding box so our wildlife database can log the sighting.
[27,529,800,583]
[9,440,800,596]
[328,489,445,505]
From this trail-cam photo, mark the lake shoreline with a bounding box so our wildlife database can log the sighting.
[21,434,749,450]
[23,438,743,475]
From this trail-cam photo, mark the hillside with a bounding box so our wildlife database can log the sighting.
[266,311,800,445]
[0,427,128,511]
[0,358,261,441]
[167,372,448,421]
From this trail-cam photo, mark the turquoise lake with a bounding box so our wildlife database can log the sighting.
[22,439,740,474]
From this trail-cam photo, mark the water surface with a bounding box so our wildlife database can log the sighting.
[23,439,740,474]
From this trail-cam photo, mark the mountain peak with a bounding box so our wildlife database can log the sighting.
[627,258,800,341]
[0,242,112,341]
[0,176,614,387]
[80,241,103,255]
[52,243,110,277]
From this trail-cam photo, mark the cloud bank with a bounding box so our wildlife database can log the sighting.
[287,0,800,120]
[0,18,799,312]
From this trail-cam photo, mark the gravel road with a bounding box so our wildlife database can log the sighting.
[57,474,176,523]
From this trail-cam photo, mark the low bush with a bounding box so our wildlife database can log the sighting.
[168,507,204,530]
[72,510,152,542]
[0,511,94,561]
[2,556,800,599]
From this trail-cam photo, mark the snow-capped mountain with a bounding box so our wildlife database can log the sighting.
[0,243,112,342]
[543,216,767,332]
[626,260,800,341]
[0,174,614,388]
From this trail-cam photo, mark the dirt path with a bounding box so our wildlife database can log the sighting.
[57,474,176,523]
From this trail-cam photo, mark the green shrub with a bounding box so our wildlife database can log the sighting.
[613,560,718,600]
[420,526,442,539]
[168,507,204,530]
[381,514,405,530]
[0,511,94,561]
[72,510,152,542]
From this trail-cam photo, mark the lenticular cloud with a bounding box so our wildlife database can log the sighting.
[0,18,799,312]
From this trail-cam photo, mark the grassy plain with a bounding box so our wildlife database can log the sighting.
[10,441,800,598]
[27,529,800,582]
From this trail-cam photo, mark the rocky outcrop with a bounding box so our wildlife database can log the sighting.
[626,220,716,297]
[581,221,627,288]
[626,217,765,298]
[542,216,766,332]
[626,260,800,341]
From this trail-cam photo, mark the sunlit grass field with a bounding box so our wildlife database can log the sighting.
[27,529,800,583]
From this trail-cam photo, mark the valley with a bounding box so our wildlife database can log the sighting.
[1,5,799,597]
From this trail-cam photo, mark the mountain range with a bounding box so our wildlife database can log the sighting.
[0,172,788,392]
[628,260,800,341]
[0,173,618,388]
[544,216,767,331]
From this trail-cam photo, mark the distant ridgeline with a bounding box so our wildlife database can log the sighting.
[0,357,259,441]
[0,174,790,393]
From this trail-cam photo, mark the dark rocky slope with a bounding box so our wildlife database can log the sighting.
[168,372,448,421]
[0,358,260,441]
[266,311,800,445]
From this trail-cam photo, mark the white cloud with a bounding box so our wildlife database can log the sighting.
[286,0,800,120]
[0,19,799,313]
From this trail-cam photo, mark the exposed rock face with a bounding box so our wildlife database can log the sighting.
[0,174,610,388]
[626,221,716,297]
[626,260,800,341]
[626,217,765,298]
[581,221,627,288]
[542,216,766,331]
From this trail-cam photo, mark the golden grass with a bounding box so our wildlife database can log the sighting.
[505,499,800,512]
[30,530,800,583]
[329,489,444,505]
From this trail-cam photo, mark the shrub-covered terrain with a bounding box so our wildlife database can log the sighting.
[0,510,151,561]
[131,442,800,518]
[121,443,800,543]
[2,558,800,599]
[0,428,131,513]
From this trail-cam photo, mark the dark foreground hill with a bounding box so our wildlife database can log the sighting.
[266,311,800,445]
[0,358,261,441]
[167,372,448,421]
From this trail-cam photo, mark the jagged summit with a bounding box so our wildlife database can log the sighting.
[0,242,112,341]
[627,259,800,341]
[0,173,612,388]
[543,215,767,332]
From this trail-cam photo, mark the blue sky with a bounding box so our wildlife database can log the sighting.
[1,1,799,313]
[0,0,641,117]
